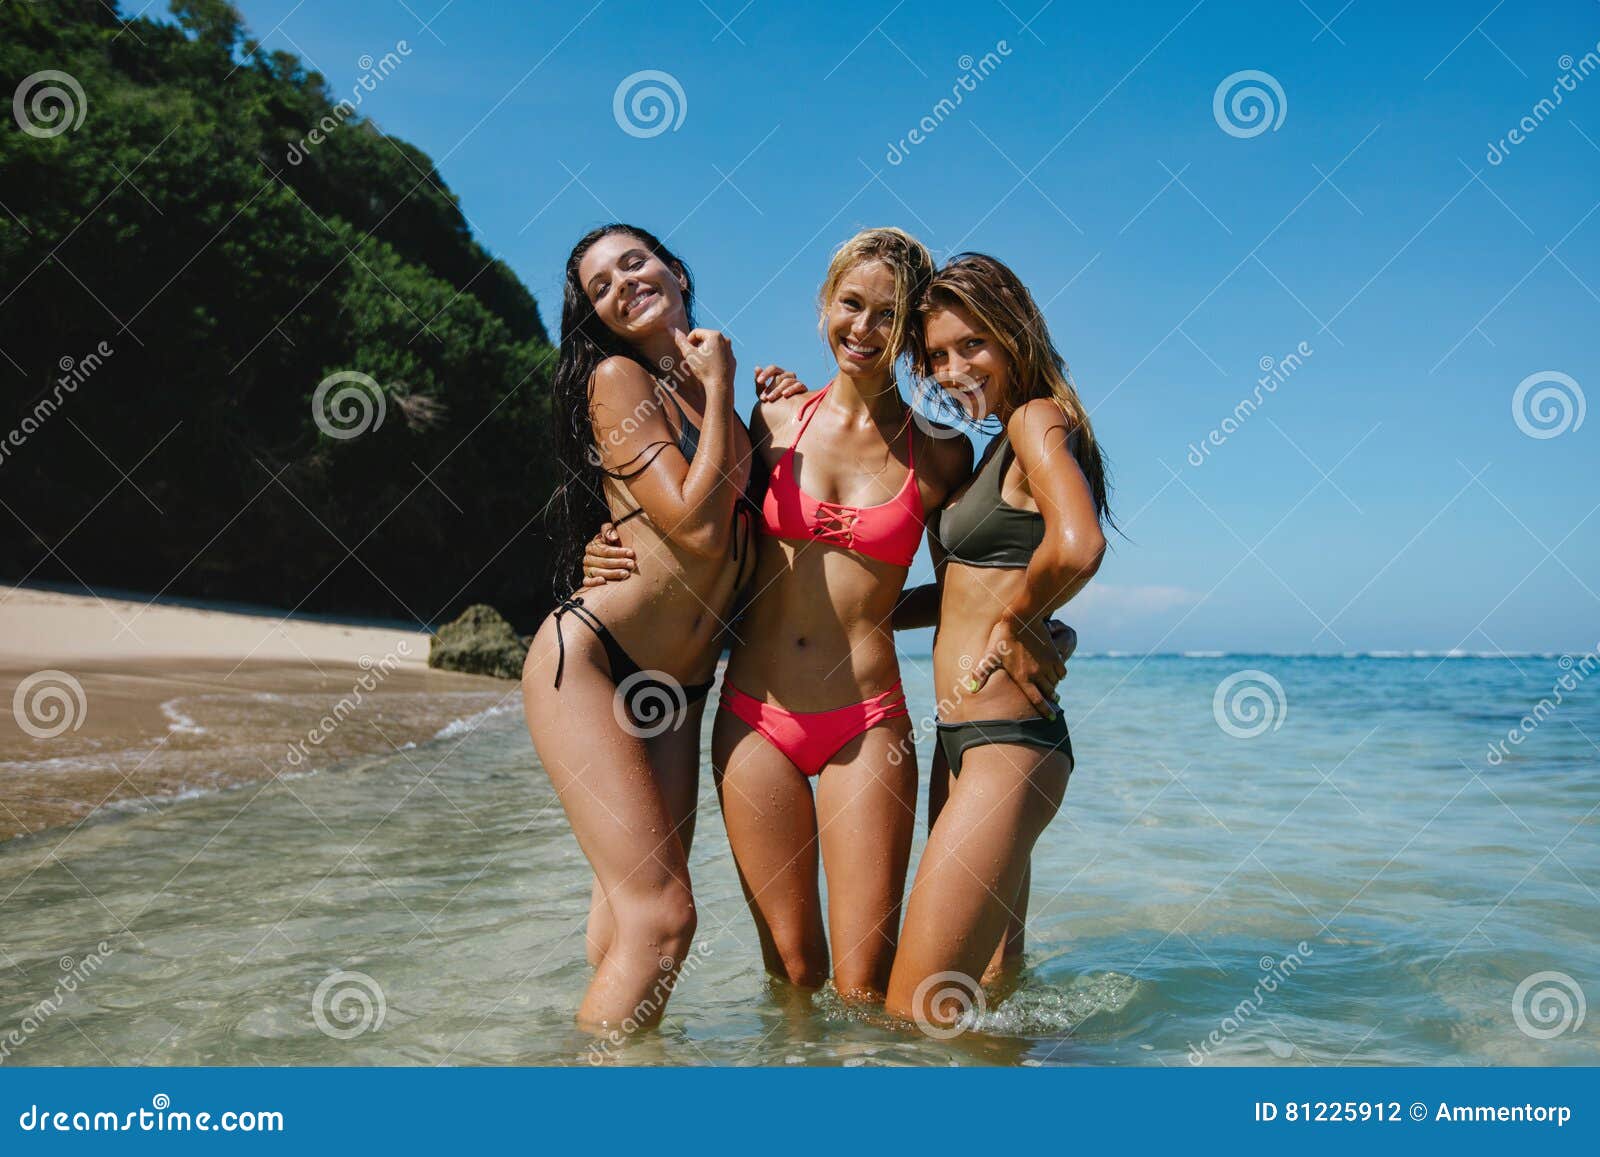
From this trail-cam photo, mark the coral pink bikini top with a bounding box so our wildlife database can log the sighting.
[759,385,924,568]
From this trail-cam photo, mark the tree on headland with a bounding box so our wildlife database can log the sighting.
[0,0,561,628]
[168,0,243,50]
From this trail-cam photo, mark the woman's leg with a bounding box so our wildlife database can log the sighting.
[585,879,608,967]
[982,860,1029,987]
[815,716,919,1002]
[712,707,829,988]
[927,738,953,828]
[586,698,705,966]
[885,742,1070,1026]
[925,739,1020,986]
[523,629,697,1030]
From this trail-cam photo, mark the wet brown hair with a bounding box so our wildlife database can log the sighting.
[916,252,1114,529]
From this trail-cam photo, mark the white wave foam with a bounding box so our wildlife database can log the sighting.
[160,698,206,735]
[433,700,520,741]
[1070,651,1567,661]
[100,766,321,817]
[966,971,1141,1036]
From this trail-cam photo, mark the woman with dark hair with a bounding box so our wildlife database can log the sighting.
[885,252,1110,1028]
[523,223,794,1030]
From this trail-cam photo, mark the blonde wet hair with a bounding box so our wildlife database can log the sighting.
[817,227,934,366]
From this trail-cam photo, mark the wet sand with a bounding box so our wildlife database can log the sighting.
[0,584,516,843]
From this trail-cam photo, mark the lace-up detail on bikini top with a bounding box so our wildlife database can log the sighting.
[759,385,924,568]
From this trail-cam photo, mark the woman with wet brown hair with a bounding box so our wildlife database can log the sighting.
[885,252,1111,1028]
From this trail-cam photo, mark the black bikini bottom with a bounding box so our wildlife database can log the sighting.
[551,597,714,733]
[935,714,1074,778]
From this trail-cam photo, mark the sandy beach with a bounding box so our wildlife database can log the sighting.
[0,584,516,843]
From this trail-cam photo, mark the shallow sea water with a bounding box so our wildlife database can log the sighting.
[1,655,1595,1066]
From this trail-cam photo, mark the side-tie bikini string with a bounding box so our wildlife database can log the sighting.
[551,596,606,689]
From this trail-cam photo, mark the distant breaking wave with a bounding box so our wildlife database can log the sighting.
[432,700,520,740]
[1061,651,1568,660]
[159,698,206,735]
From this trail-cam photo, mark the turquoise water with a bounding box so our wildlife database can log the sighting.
[0,655,1595,1066]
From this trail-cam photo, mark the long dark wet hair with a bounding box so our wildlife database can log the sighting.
[549,223,695,597]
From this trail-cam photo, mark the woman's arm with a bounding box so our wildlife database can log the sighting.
[997,400,1106,623]
[892,534,950,630]
[892,581,942,630]
[970,399,1106,714]
[668,328,736,554]
[589,331,736,557]
[893,426,974,630]
[581,362,806,584]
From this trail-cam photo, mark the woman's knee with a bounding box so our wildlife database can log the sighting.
[765,924,828,988]
[610,878,697,963]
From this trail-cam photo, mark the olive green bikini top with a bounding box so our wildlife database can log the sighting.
[929,435,1043,569]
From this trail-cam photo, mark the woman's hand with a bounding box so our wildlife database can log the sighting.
[754,365,807,402]
[1047,619,1077,664]
[671,327,735,393]
[580,522,636,587]
[967,617,1066,719]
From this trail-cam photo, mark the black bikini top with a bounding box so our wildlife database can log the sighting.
[610,386,703,527]
[929,435,1043,569]
[608,384,765,581]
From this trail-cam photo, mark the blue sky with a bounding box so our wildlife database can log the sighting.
[226,0,1598,653]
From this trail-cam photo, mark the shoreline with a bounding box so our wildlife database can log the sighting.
[3,581,1576,845]
[0,583,516,843]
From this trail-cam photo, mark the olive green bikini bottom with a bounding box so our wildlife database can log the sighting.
[935,714,1075,778]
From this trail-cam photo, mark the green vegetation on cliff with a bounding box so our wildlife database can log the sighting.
[1,0,560,626]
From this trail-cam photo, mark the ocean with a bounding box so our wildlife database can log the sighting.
[1,654,1595,1066]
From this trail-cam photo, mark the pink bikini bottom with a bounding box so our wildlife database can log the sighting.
[719,680,909,777]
